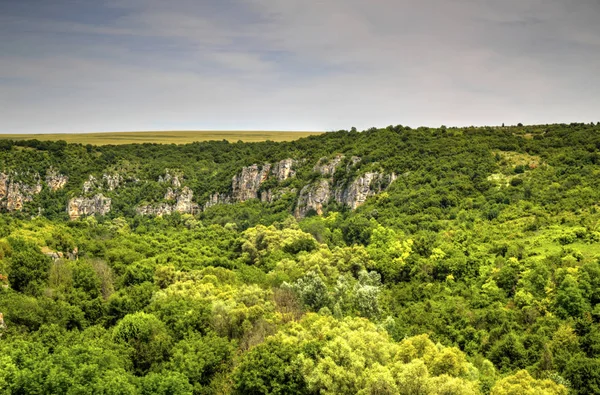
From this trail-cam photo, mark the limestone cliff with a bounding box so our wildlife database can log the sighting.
[67,194,111,220]
[314,155,344,176]
[334,172,397,210]
[102,173,123,191]
[83,173,125,193]
[0,172,43,212]
[45,168,69,191]
[204,192,231,210]
[137,186,199,216]
[295,180,331,217]
[158,169,182,188]
[295,154,396,217]
[206,159,298,208]
[232,163,272,202]
[272,158,297,182]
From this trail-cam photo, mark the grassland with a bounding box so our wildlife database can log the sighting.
[0,130,324,145]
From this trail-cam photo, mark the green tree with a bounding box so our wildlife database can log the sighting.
[232,340,307,395]
[112,312,172,374]
[6,237,51,294]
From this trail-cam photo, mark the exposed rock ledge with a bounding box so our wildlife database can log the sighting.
[1,169,67,212]
[67,194,111,220]
[136,187,199,216]
[204,158,298,209]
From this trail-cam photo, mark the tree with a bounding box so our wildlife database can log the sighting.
[491,370,567,395]
[168,332,234,389]
[112,312,172,374]
[6,238,51,294]
[232,340,307,394]
[564,355,600,394]
[140,371,193,395]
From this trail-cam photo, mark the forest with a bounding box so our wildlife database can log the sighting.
[1,122,600,394]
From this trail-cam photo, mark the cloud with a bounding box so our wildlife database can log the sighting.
[0,0,599,133]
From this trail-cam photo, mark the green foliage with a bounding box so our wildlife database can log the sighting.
[112,312,172,374]
[232,340,307,394]
[2,123,600,392]
[5,237,51,294]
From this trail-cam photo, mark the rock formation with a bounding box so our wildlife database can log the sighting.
[174,187,199,214]
[83,173,125,193]
[295,154,396,217]
[82,175,98,194]
[295,180,331,217]
[0,172,43,212]
[164,188,177,201]
[137,186,199,216]
[334,172,397,210]
[204,193,232,210]
[102,173,123,191]
[0,173,7,200]
[45,168,68,191]
[158,169,182,188]
[314,155,344,176]
[67,194,111,220]
[272,158,297,182]
[136,203,173,217]
[232,163,272,202]
[204,159,298,209]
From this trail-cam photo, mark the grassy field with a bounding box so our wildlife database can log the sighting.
[0,130,324,145]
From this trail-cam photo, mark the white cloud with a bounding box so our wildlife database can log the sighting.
[1,0,599,133]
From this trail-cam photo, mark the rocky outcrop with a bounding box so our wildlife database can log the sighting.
[67,194,111,220]
[260,187,297,204]
[83,173,124,193]
[102,173,123,191]
[295,159,396,217]
[0,173,7,200]
[45,168,68,191]
[158,169,182,188]
[272,159,297,182]
[164,188,177,201]
[174,187,199,214]
[83,175,98,194]
[137,187,199,216]
[295,180,331,217]
[204,192,232,210]
[205,159,298,208]
[334,172,397,210]
[232,163,272,202]
[136,203,173,217]
[314,155,344,176]
[0,172,43,212]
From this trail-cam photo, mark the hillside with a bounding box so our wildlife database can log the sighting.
[1,123,600,394]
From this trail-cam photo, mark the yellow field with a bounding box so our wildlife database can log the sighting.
[0,130,324,145]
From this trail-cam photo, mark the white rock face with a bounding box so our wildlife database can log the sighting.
[334,172,396,210]
[0,172,43,212]
[102,173,123,191]
[158,169,182,188]
[67,194,111,220]
[174,187,199,214]
[295,179,331,217]
[45,168,68,191]
[232,163,272,202]
[136,203,173,217]
[205,158,298,208]
[314,155,344,176]
[137,186,199,216]
[204,193,232,210]
[272,159,296,182]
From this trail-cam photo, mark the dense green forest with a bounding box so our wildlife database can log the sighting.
[2,123,600,394]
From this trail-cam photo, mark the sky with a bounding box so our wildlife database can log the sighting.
[1,0,599,134]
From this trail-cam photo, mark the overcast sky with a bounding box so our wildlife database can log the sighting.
[1,0,599,133]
